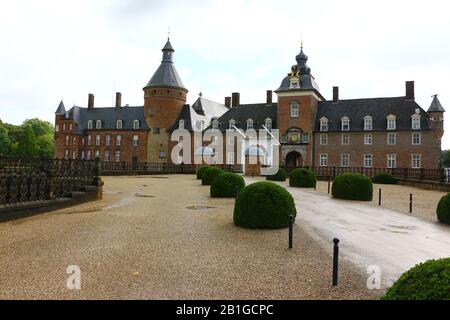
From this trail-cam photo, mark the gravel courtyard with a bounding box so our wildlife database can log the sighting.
[0,175,377,300]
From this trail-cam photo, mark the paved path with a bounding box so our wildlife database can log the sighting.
[247,179,450,287]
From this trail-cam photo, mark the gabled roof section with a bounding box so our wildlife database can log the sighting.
[191,97,229,118]
[315,97,431,132]
[168,104,194,132]
[428,95,445,112]
[55,100,66,115]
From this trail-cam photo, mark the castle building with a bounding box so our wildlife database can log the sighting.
[54,39,445,170]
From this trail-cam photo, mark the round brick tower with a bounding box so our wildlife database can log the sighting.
[144,38,189,162]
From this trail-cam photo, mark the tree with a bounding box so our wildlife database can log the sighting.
[23,118,53,137]
[0,123,11,155]
[36,133,54,158]
[442,150,450,168]
[15,125,39,157]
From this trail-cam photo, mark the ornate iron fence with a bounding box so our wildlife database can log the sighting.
[101,162,243,175]
[282,166,448,183]
[0,157,100,205]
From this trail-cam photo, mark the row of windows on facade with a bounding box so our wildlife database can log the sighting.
[319,132,423,146]
[319,153,423,169]
[65,134,140,147]
[56,120,141,132]
[319,113,422,132]
[64,149,123,162]
[206,118,273,131]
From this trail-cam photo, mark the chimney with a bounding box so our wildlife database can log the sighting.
[115,92,122,108]
[88,94,94,110]
[266,90,273,105]
[333,86,339,103]
[406,81,415,100]
[225,97,231,109]
[232,92,240,108]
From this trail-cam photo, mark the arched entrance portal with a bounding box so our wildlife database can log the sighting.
[285,151,303,168]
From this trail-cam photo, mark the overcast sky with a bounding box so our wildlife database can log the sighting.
[1,0,449,147]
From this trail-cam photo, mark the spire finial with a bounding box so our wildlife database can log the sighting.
[167,27,170,40]
[301,40,304,50]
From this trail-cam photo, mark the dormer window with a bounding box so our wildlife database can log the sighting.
[229,119,236,130]
[117,120,123,129]
[320,117,329,132]
[411,114,421,130]
[87,120,93,130]
[290,78,300,89]
[291,102,299,118]
[247,119,254,130]
[341,117,350,131]
[96,120,102,129]
[387,115,397,130]
[179,119,184,130]
[133,120,140,130]
[212,119,219,130]
[265,118,272,131]
[364,116,373,131]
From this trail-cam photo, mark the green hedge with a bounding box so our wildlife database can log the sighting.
[211,173,245,198]
[332,173,373,201]
[196,166,210,180]
[266,168,288,182]
[437,193,450,224]
[373,172,397,185]
[382,258,450,300]
[201,167,225,186]
[289,168,317,188]
[234,182,297,229]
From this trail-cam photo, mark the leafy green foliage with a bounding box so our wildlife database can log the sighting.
[201,167,225,186]
[382,258,450,300]
[436,193,450,224]
[234,182,297,229]
[196,166,210,180]
[372,172,397,185]
[289,168,317,188]
[210,173,245,198]
[0,125,10,156]
[266,168,288,182]
[441,150,450,168]
[332,173,373,201]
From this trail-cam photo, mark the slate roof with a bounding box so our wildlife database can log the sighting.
[55,100,66,114]
[191,97,229,117]
[428,95,445,112]
[206,103,278,132]
[315,97,431,132]
[168,104,194,132]
[64,106,149,134]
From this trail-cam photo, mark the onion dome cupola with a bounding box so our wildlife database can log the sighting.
[55,100,66,115]
[428,94,446,113]
[144,38,187,91]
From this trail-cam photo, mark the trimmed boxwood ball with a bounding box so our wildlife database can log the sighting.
[332,173,373,201]
[201,167,225,186]
[289,168,317,188]
[373,172,397,185]
[196,166,210,180]
[266,168,288,182]
[381,258,450,300]
[436,193,450,224]
[210,173,245,198]
[234,182,297,229]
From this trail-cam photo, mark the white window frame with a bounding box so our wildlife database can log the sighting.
[115,151,121,163]
[116,135,122,146]
[55,125,60,132]
[411,115,421,130]
[81,150,85,160]
[212,120,219,130]
[87,120,93,130]
[387,154,397,169]
[247,119,254,130]
[72,150,76,160]
[87,150,91,160]
[133,135,139,147]
[65,135,69,146]
[387,133,396,145]
[87,135,92,146]
[364,154,373,168]
[105,135,111,146]
[341,154,350,168]
[320,118,329,132]
[320,154,328,167]
[342,134,349,145]
[412,133,421,145]
[117,120,123,130]
[265,118,272,131]
[364,116,373,131]
[227,152,235,165]
[133,120,140,130]
[412,154,421,169]
[302,132,309,143]
[291,103,299,118]
[229,119,236,130]
[64,149,69,160]
[341,117,350,131]
[320,134,328,145]
[104,150,110,162]
[387,115,396,130]
[95,134,100,146]
[96,120,102,129]
[364,134,373,145]
[95,150,100,159]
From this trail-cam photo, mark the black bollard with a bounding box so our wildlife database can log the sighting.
[332,238,340,286]
[288,215,294,249]
[409,194,413,213]
[379,188,382,206]
[328,179,331,194]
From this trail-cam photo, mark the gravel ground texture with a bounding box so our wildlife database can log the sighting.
[312,180,447,222]
[0,175,378,300]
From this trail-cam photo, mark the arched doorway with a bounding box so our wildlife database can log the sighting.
[285,151,303,168]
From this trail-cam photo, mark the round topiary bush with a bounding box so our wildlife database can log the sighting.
[201,167,225,186]
[210,173,245,198]
[234,182,297,229]
[381,258,450,300]
[332,173,373,201]
[196,166,210,180]
[266,168,288,182]
[289,168,317,188]
[373,172,397,185]
[436,193,450,225]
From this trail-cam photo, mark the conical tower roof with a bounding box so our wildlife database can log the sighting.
[55,100,66,114]
[428,95,445,112]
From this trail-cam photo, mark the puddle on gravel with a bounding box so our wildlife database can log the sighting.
[187,205,217,211]
[135,193,156,198]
